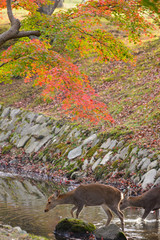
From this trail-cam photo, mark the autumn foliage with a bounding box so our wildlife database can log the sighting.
[0,0,159,124]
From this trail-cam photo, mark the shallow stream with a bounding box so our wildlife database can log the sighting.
[0,173,159,240]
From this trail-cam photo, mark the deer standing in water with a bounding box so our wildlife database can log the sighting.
[120,186,160,220]
[44,183,124,231]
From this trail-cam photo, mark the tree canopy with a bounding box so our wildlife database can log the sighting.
[0,0,159,124]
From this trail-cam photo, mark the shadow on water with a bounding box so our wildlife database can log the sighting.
[0,174,159,239]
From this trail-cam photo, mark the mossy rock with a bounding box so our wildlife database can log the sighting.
[55,218,96,239]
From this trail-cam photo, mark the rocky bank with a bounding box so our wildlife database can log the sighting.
[0,105,159,189]
[0,223,48,240]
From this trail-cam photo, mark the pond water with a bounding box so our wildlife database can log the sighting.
[0,174,159,240]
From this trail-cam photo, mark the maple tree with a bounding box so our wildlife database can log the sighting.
[0,0,159,124]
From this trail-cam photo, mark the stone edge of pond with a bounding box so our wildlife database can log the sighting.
[0,223,49,240]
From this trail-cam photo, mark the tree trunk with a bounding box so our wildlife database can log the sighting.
[38,0,64,15]
[0,0,40,47]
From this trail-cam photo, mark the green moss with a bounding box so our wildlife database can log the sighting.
[94,165,110,181]
[53,142,69,156]
[149,110,160,121]
[86,145,99,158]
[42,148,49,155]
[2,144,13,154]
[55,218,96,234]
[118,159,129,171]
[97,132,110,141]
[103,75,115,82]
[112,160,119,169]
[76,158,87,169]
[53,157,66,167]
[38,151,44,160]
[107,127,133,139]
[128,144,133,155]
[65,167,79,178]
[8,133,14,142]
[44,153,51,161]
[28,234,49,239]
[15,116,23,123]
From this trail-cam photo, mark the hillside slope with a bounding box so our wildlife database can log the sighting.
[0,38,160,151]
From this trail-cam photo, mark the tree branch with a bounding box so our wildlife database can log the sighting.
[0,0,41,47]
[7,0,16,24]
[37,0,62,15]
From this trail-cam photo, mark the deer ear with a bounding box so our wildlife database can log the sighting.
[54,190,60,198]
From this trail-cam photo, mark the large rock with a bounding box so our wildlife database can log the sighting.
[25,112,38,123]
[128,157,139,172]
[138,157,150,170]
[82,134,97,146]
[34,135,52,152]
[147,160,158,171]
[35,114,47,124]
[156,168,160,178]
[1,107,11,118]
[24,137,39,153]
[67,145,82,160]
[10,108,21,119]
[100,151,113,165]
[108,140,118,150]
[101,138,111,149]
[0,131,12,142]
[138,149,149,158]
[119,146,129,160]
[16,135,30,148]
[95,224,127,240]
[32,124,51,139]
[154,177,160,186]
[141,169,157,189]
[92,158,101,171]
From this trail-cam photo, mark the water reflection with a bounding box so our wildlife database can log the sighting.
[0,175,159,239]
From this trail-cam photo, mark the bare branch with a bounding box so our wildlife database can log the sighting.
[0,24,40,47]
[13,30,41,39]
[7,0,16,24]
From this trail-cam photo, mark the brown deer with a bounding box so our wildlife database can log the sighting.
[120,186,160,220]
[44,183,124,231]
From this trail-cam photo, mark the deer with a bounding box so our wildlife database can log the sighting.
[44,183,124,231]
[120,185,160,220]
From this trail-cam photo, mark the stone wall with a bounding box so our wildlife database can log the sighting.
[0,105,159,189]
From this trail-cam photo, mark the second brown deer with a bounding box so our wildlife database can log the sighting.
[44,183,124,231]
[120,185,160,220]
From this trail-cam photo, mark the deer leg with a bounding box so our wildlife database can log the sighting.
[155,210,159,220]
[142,208,151,220]
[75,204,83,218]
[109,205,124,232]
[71,206,78,218]
[102,204,113,226]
